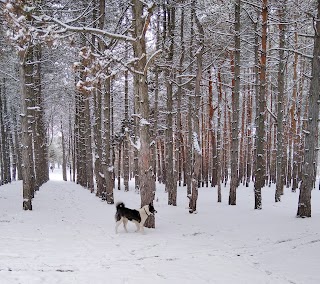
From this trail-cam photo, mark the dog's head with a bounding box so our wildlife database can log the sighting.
[148,203,157,214]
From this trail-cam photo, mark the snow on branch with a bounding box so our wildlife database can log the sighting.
[48,16,136,43]
[74,47,119,95]
[144,49,162,75]
[266,106,277,122]
[129,136,141,151]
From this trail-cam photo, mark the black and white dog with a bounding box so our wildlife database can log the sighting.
[115,202,157,233]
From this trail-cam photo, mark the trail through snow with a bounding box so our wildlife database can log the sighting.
[0,170,320,283]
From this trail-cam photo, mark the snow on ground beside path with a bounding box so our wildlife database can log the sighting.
[0,169,320,284]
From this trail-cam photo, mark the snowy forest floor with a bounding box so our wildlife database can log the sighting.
[1,170,320,284]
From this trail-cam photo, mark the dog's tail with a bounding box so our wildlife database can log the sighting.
[115,202,125,210]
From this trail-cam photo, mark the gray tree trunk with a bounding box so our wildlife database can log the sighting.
[229,0,241,205]
[33,45,49,187]
[94,0,107,197]
[132,0,156,227]
[61,120,67,181]
[297,0,320,218]
[94,87,106,197]
[176,6,185,188]
[12,107,23,180]
[85,95,94,193]
[275,1,286,202]
[20,48,35,210]
[186,3,195,198]
[166,6,177,206]
[123,42,130,192]
[217,69,223,203]
[189,11,204,214]
[0,81,11,184]
[254,0,268,210]
[103,77,114,204]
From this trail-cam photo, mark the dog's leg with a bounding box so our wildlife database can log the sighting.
[115,217,123,234]
[133,221,140,232]
[123,218,128,233]
[140,223,145,234]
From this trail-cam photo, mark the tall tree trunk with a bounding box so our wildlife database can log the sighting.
[20,48,35,210]
[0,82,11,184]
[94,0,107,197]
[103,77,114,204]
[252,15,260,183]
[297,0,320,218]
[254,0,268,210]
[61,119,67,181]
[132,0,156,227]
[229,0,240,205]
[217,68,223,202]
[246,82,253,187]
[186,2,195,198]
[176,5,185,188]
[33,45,49,187]
[94,87,106,197]
[166,6,176,206]
[85,95,94,193]
[123,41,130,192]
[291,22,300,193]
[189,11,204,214]
[12,107,23,181]
[275,1,286,202]
[209,70,217,188]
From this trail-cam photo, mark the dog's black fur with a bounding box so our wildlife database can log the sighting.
[115,202,157,233]
[115,202,141,223]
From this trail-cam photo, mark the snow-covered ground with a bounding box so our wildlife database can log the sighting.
[1,170,320,284]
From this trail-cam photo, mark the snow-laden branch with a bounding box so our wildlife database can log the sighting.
[0,70,19,81]
[267,106,277,122]
[269,47,313,60]
[45,16,136,43]
[129,136,141,151]
[144,49,162,75]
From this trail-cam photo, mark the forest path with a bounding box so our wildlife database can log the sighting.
[0,171,319,283]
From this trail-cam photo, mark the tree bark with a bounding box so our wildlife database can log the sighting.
[19,48,35,210]
[275,1,286,202]
[254,0,268,210]
[189,10,204,214]
[166,6,177,206]
[297,0,320,218]
[103,77,114,204]
[131,0,156,227]
[229,0,240,205]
